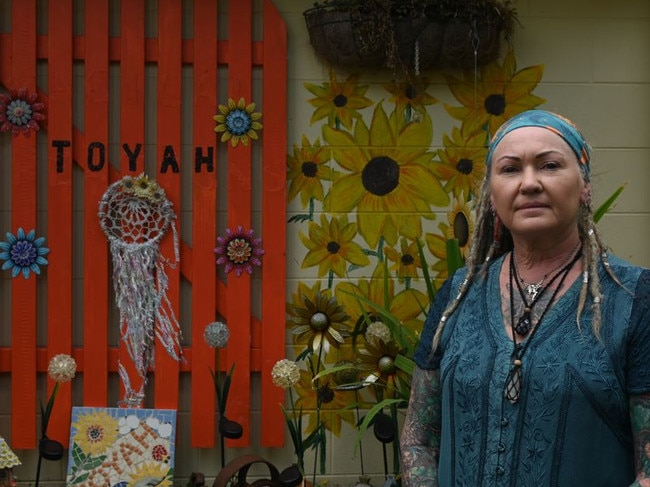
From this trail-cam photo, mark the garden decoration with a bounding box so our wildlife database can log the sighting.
[214,226,265,277]
[0,227,50,279]
[35,354,77,487]
[0,435,20,487]
[212,455,302,487]
[203,321,243,468]
[0,87,45,137]
[98,173,183,407]
[213,97,263,148]
[66,407,176,486]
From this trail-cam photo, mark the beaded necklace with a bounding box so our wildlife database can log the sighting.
[504,249,582,404]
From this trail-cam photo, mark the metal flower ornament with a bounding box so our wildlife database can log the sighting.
[214,226,264,277]
[0,87,46,137]
[213,97,263,147]
[0,228,50,279]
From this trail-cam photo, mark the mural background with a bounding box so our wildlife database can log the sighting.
[0,0,649,485]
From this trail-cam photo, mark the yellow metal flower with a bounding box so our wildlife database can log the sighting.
[324,103,449,248]
[384,237,423,283]
[213,97,263,147]
[432,126,488,200]
[356,335,410,401]
[288,288,351,355]
[299,214,370,278]
[444,50,546,137]
[71,409,119,456]
[305,72,373,130]
[126,461,173,487]
[287,135,334,207]
[293,369,356,437]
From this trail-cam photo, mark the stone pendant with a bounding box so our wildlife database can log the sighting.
[504,365,522,404]
[514,310,532,336]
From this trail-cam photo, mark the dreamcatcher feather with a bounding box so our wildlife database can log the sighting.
[98,173,184,407]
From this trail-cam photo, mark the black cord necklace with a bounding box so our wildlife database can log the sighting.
[510,244,580,337]
[504,249,582,404]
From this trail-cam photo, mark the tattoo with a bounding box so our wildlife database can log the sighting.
[400,367,441,487]
[631,393,650,483]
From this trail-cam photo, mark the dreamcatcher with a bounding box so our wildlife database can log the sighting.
[98,173,184,407]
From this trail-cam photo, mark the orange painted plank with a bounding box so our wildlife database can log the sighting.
[190,0,219,448]
[82,0,110,407]
[225,0,253,448]
[260,0,288,447]
[120,0,146,175]
[46,0,75,446]
[9,0,38,449]
[115,0,146,410]
[154,0,182,412]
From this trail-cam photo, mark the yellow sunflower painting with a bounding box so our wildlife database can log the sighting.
[71,409,119,456]
[287,135,334,207]
[444,49,546,138]
[383,78,438,120]
[305,72,373,130]
[384,237,423,282]
[299,214,370,278]
[433,125,488,200]
[323,103,449,249]
[334,263,427,337]
[293,369,356,437]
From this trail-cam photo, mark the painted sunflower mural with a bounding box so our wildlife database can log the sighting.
[282,50,546,477]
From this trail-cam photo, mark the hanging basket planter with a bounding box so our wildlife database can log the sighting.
[303,4,387,69]
[303,0,517,76]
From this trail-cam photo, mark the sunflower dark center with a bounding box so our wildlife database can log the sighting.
[453,212,470,247]
[484,94,506,116]
[361,156,399,196]
[333,94,348,107]
[317,385,335,404]
[327,241,341,254]
[400,254,414,266]
[378,356,396,374]
[404,85,416,100]
[302,161,318,178]
[456,158,473,175]
[311,312,329,331]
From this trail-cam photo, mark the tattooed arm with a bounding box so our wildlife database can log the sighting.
[630,393,650,487]
[400,365,442,487]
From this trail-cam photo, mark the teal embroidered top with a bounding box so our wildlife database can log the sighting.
[415,255,650,486]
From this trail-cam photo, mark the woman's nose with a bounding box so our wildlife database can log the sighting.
[519,166,542,193]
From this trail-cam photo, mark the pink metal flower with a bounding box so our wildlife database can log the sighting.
[214,226,264,277]
[0,87,46,137]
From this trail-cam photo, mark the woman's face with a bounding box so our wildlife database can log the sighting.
[489,126,589,243]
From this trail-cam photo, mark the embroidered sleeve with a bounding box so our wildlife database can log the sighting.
[400,366,441,487]
[627,269,650,393]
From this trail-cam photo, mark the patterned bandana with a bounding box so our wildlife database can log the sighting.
[486,109,591,179]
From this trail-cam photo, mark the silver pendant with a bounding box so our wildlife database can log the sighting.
[525,283,541,299]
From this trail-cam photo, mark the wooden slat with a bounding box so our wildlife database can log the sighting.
[82,0,110,407]
[10,0,38,449]
[154,0,182,412]
[226,0,253,448]
[46,0,75,445]
[120,0,146,175]
[260,0,288,447]
[190,0,219,447]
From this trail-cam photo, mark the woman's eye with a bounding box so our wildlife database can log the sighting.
[542,161,560,170]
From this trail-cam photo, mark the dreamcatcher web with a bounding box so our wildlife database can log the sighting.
[98,173,184,407]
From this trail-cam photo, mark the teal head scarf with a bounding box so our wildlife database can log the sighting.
[486,109,591,180]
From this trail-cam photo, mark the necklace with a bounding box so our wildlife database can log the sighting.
[504,249,582,404]
[512,242,581,300]
[510,244,581,337]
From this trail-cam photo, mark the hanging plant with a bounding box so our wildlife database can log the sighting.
[303,0,518,77]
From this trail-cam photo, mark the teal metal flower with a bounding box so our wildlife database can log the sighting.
[0,228,50,279]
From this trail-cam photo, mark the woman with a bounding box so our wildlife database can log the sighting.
[400,110,650,486]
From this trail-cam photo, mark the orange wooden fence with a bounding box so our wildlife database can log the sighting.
[0,0,287,450]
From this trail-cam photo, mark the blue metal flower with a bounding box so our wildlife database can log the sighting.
[0,228,50,279]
